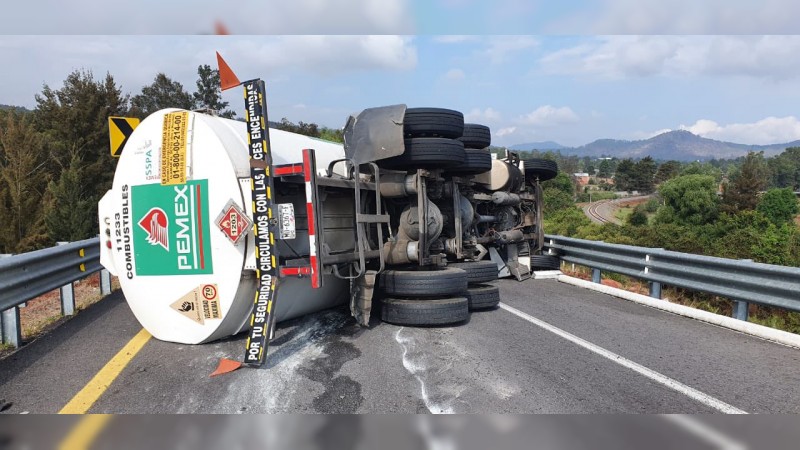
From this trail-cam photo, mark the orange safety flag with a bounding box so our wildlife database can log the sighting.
[210,358,244,377]
[216,52,241,91]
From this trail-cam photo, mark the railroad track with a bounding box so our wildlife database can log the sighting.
[585,199,612,224]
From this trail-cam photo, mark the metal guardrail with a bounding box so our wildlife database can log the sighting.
[0,238,111,348]
[544,234,800,321]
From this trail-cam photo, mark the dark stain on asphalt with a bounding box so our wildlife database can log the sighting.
[297,318,364,413]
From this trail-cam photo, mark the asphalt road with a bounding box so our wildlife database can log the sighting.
[2,277,800,419]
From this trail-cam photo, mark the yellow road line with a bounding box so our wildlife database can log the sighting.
[58,415,112,450]
[59,328,152,414]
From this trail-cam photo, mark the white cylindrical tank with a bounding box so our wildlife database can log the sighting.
[98,109,349,344]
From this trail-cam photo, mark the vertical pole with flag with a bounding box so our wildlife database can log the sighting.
[211,53,281,374]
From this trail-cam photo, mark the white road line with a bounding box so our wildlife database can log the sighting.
[498,302,747,414]
[661,415,748,450]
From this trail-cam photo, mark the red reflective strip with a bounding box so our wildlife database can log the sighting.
[273,164,304,176]
[310,255,320,289]
[280,267,312,277]
[196,184,205,269]
[302,149,312,183]
[306,202,315,236]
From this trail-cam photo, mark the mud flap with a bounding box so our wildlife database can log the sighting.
[350,270,377,327]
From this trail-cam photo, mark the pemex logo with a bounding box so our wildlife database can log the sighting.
[138,207,169,251]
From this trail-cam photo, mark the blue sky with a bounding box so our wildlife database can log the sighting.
[3,35,800,148]
[3,2,800,147]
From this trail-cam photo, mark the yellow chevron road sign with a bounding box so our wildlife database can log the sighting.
[109,117,140,157]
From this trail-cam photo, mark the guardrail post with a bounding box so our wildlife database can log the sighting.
[57,242,76,316]
[649,282,662,299]
[100,269,112,296]
[0,253,21,348]
[592,268,601,284]
[1,307,21,348]
[732,301,749,321]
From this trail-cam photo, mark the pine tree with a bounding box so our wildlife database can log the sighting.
[131,73,194,117]
[193,64,236,118]
[0,112,50,252]
[44,153,93,242]
[614,159,636,191]
[721,151,769,214]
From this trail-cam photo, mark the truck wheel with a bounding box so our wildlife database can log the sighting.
[464,284,500,310]
[379,138,466,170]
[458,124,491,149]
[524,159,558,182]
[447,149,492,175]
[381,297,469,326]
[530,254,561,271]
[446,260,498,284]
[404,107,464,139]
[380,267,468,297]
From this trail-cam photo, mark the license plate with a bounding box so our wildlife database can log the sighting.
[277,203,296,240]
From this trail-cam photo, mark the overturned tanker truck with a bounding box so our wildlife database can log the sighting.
[97,56,559,367]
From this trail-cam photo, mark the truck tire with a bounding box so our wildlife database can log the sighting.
[524,159,558,182]
[380,267,468,297]
[379,138,466,170]
[530,254,561,271]
[446,260,498,284]
[458,124,491,149]
[381,297,469,326]
[464,284,500,310]
[404,107,464,139]
[447,149,492,175]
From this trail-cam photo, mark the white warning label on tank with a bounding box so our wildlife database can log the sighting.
[170,284,221,324]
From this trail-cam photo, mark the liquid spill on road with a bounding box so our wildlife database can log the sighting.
[395,327,470,414]
[217,310,354,413]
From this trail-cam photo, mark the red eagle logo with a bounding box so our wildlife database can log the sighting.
[138,207,169,251]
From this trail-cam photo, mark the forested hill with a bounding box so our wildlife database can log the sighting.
[512,130,800,161]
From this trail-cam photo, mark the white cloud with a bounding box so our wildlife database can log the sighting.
[571,0,800,34]
[679,117,800,145]
[482,36,539,64]
[2,0,414,33]
[496,127,517,137]
[539,36,800,80]
[433,35,480,44]
[443,68,466,82]
[0,36,418,108]
[518,106,579,127]
[465,107,502,123]
[631,117,800,145]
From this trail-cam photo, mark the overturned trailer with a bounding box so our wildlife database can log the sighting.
[98,64,558,366]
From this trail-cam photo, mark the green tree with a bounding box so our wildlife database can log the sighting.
[614,158,636,191]
[627,205,648,226]
[654,160,681,185]
[680,161,723,182]
[0,112,50,252]
[757,188,799,225]
[34,70,128,180]
[541,172,576,213]
[44,154,94,242]
[654,174,719,226]
[768,147,800,189]
[633,156,657,193]
[131,73,194,117]
[597,159,613,178]
[319,127,344,143]
[33,70,128,239]
[721,151,768,214]
[277,118,320,138]
[193,64,235,119]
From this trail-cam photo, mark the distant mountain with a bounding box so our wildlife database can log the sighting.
[511,130,800,161]
[509,141,567,151]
